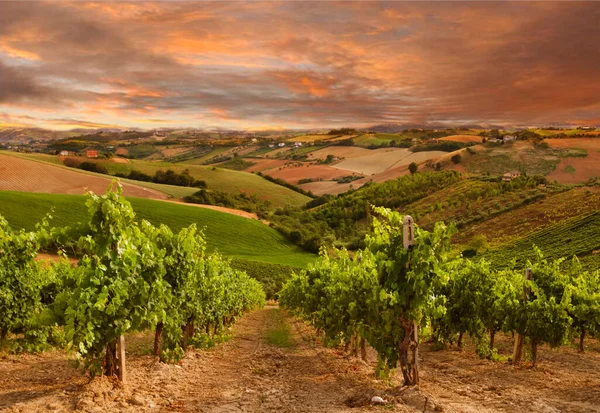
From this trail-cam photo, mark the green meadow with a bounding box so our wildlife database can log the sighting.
[0,191,315,268]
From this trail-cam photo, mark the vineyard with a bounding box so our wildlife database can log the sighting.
[483,212,600,270]
[280,208,600,386]
[0,183,265,379]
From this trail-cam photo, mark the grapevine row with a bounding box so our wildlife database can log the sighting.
[280,207,600,385]
[0,183,265,379]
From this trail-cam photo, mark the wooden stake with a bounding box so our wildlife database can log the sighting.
[512,268,532,365]
[117,335,126,384]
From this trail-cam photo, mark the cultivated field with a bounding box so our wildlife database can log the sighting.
[332,148,446,175]
[244,159,289,173]
[0,153,167,199]
[265,164,356,185]
[5,152,311,207]
[439,134,484,143]
[546,138,600,183]
[453,186,600,246]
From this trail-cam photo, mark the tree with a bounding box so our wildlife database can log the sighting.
[451,154,462,164]
[408,162,418,174]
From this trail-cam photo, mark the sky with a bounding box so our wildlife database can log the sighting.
[1,1,599,131]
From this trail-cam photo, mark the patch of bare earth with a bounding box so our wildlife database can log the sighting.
[420,335,600,413]
[0,308,429,413]
[244,159,289,173]
[0,154,167,200]
[546,138,600,184]
[162,200,262,222]
[3,308,599,413]
[265,164,354,185]
[438,135,484,144]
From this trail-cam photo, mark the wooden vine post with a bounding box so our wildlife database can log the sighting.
[399,216,419,386]
[117,335,126,383]
[512,268,532,365]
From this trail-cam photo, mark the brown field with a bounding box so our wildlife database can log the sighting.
[332,148,446,175]
[308,146,373,160]
[0,154,167,199]
[244,159,289,173]
[264,163,353,185]
[299,180,356,196]
[160,146,194,157]
[546,138,600,183]
[439,134,484,143]
[115,147,129,156]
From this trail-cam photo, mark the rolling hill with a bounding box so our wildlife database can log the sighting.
[5,151,311,207]
[0,190,315,268]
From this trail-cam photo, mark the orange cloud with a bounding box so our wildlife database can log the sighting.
[0,41,40,60]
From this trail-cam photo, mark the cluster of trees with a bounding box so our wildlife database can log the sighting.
[63,158,108,174]
[280,208,600,386]
[411,141,474,153]
[0,184,265,379]
[328,128,357,135]
[267,171,462,252]
[185,189,271,214]
[115,168,207,188]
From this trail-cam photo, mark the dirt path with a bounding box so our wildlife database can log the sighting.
[161,199,263,222]
[0,307,416,413]
[2,308,599,412]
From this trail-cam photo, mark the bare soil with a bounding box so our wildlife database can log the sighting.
[439,135,484,144]
[546,138,600,184]
[265,164,353,185]
[0,154,167,200]
[1,308,599,413]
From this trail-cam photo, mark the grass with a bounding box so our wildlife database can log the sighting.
[0,190,316,267]
[245,147,278,158]
[182,146,232,165]
[564,165,576,174]
[264,308,294,348]
[353,133,399,147]
[4,151,310,207]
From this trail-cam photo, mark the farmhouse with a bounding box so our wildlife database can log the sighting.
[86,150,99,158]
[502,171,521,181]
[58,150,72,156]
[278,142,286,147]
[503,135,517,143]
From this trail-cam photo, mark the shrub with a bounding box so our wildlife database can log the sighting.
[62,157,82,168]
[409,162,418,174]
[79,161,108,174]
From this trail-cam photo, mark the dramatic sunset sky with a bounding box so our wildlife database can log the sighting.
[1,1,599,130]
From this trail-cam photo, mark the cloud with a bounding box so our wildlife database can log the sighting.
[0,1,599,129]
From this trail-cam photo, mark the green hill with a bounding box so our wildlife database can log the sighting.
[0,191,315,268]
[481,212,600,271]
